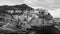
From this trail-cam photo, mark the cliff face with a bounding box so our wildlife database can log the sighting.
[0,4,34,30]
[0,4,56,34]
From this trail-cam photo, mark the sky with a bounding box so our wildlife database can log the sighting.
[0,0,60,18]
[48,9,60,18]
[0,0,24,5]
[25,0,60,9]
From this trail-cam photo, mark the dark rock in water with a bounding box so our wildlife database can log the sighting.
[0,18,5,21]
[0,23,4,27]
